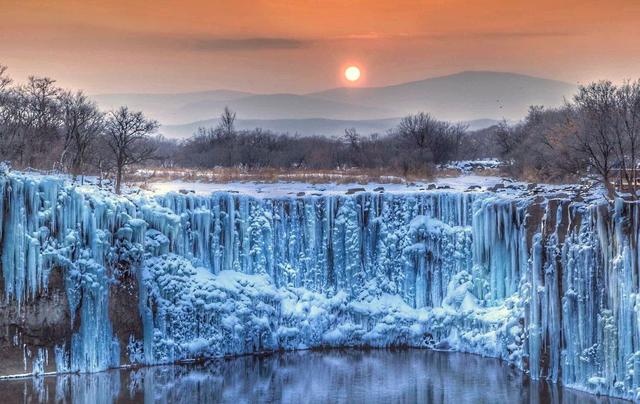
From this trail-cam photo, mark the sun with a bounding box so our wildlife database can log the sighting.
[344,66,361,82]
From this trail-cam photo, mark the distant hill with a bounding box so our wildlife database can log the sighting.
[308,71,576,122]
[92,89,252,124]
[161,117,500,139]
[92,71,576,135]
[169,93,393,124]
[93,90,394,125]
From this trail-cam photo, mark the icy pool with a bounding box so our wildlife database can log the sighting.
[0,349,627,404]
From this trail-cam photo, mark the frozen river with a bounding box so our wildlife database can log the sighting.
[1,349,627,403]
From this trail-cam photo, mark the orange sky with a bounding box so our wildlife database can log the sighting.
[1,0,640,93]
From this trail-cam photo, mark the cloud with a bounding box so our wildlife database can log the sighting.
[119,30,312,52]
[183,36,311,51]
[166,30,574,52]
[331,32,413,41]
[427,30,576,40]
[3,19,576,57]
[327,30,574,43]
[7,22,313,53]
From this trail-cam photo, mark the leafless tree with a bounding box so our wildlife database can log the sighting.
[442,122,467,161]
[88,133,117,187]
[217,106,236,139]
[58,91,104,181]
[105,106,158,194]
[0,64,11,94]
[397,112,464,164]
[494,120,517,157]
[0,64,15,156]
[493,105,585,182]
[398,112,440,150]
[343,127,360,150]
[612,80,640,196]
[572,82,619,197]
[14,76,61,167]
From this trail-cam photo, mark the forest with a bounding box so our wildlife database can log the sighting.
[1,63,640,197]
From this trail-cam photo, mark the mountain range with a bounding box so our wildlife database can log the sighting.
[91,71,577,138]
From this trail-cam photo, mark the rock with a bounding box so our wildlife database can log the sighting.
[434,340,451,350]
[346,187,366,195]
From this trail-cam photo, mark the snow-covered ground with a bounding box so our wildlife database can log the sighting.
[439,158,503,173]
[145,174,597,200]
[146,175,500,196]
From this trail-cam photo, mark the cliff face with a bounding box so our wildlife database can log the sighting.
[0,172,638,400]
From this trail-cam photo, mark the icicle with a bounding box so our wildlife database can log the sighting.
[3,170,640,400]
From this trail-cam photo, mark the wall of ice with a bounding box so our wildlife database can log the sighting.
[0,172,639,400]
[136,191,520,368]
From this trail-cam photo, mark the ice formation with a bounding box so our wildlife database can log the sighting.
[1,171,640,400]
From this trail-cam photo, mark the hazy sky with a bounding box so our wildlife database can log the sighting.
[1,0,640,94]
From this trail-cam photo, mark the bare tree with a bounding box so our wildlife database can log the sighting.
[88,133,117,187]
[105,106,158,194]
[217,106,236,139]
[0,64,14,153]
[398,112,440,150]
[19,76,61,167]
[0,64,11,94]
[573,82,618,197]
[442,122,467,161]
[613,80,640,196]
[343,127,360,150]
[494,120,517,157]
[397,112,463,164]
[58,91,104,181]
[0,88,23,162]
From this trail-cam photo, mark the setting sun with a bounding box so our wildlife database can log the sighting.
[344,66,361,82]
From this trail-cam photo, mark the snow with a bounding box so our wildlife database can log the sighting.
[146,175,508,197]
[440,159,503,173]
[0,169,638,400]
[138,253,518,362]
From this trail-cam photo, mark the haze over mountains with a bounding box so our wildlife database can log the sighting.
[161,117,500,139]
[92,71,577,138]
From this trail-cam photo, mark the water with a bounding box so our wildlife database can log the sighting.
[0,349,627,403]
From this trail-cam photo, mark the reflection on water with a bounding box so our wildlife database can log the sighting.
[1,349,627,403]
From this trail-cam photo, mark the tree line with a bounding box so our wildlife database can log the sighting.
[0,64,158,193]
[169,107,470,178]
[496,80,640,197]
[2,63,640,197]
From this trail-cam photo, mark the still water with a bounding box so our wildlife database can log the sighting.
[1,349,628,403]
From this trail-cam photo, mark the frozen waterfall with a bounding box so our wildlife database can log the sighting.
[1,172,639,400]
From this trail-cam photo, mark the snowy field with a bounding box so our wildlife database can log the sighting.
[145,174,597,200]
[146,175,502,196]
